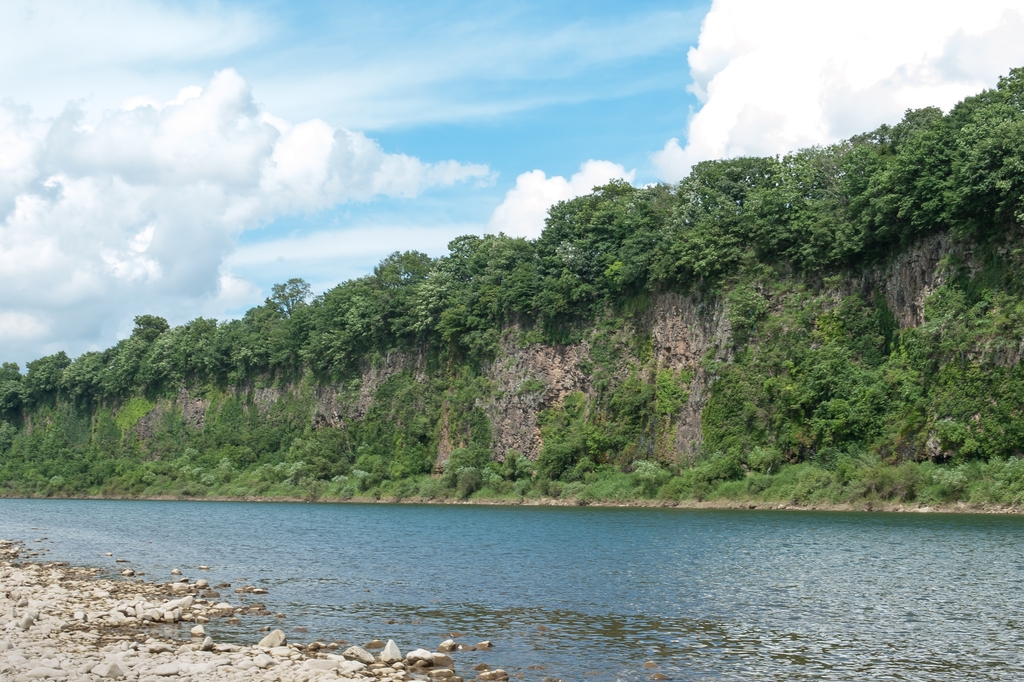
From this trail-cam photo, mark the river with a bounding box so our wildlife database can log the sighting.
[2,499,1022,680]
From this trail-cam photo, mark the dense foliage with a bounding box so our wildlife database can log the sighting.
[3,69,1024,506]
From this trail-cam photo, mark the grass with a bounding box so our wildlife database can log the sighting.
[9,455,1024,512]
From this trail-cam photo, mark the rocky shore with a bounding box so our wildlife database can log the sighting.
[0,540,512,682]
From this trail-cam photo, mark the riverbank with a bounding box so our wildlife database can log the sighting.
[2,491,1022,515]
[0,540,505,682]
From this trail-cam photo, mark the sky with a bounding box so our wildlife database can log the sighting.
[2,0,1024,364]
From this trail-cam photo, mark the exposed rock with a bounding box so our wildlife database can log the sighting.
[406,648,435,665]
[191,624,205,636]
[258,629,287,648]
[432,653,455,668]
[365,639,387,650]
[91,662,125,678]
[253,653,274,669]
[381,639,403,664]
[22,668,68,679]
[344,646,376,664]
[151,662,180,676]
[437,639,456,653]
[477,669,509,681]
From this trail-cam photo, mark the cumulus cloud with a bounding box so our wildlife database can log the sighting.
[487,160,635,239]
[0,69,490,362]
[653,0,1024,181]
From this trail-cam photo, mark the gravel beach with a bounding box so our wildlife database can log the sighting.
[0,540,506,682]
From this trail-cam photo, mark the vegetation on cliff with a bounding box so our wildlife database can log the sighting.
[3,69,1024,508]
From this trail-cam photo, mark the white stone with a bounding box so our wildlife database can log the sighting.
[190,624,205,637]
[91,662,126,678]
[305,659,340,670]
[22,668,69,679]
[257,629,286,648]
[381,640,402,664]
[151,662,180,676]
[405,649,434,664]
[343,646,376,665]
[253,654,274,669]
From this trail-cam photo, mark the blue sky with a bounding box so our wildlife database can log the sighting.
[219,0,708,294]
[2,0,1024,362]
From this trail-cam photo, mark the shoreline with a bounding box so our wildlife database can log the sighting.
[0,540,503,682]
[2,492,1022,515]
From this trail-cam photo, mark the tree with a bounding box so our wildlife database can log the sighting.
[269,278,312,318]
[131,315,170,343]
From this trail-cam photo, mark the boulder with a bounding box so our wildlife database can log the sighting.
[195,579,209,589]
[432,653,454,668]
[22,668,68,679]
[253,654,274,669]
[151,663,180,676]
[17,613,35,630]
[171,569,182,575]
[269,646,291,657]
[365,639,386,650]
[406,649,434,665]
[428,670,455,679]
[339,660,368,674]
[91,662,125,679]
[200,637,214,652]
[305,660,340,671]
[477,670,509,682]
[258,629,287,648]
[437,639,456,653]
[475,641,493,650]
[381,640,403,664]
[190,624,205,637]
[343,646,376,665]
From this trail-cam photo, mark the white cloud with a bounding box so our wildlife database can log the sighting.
[0,313,48,342]
[653,0,1024,181]
[487,160,635,239]
[0,69,490,362]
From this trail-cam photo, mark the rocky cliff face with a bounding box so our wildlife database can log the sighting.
[479,292,733,464]
[647,293,732,462]
[123,232,974,467]
[481,334,593,462]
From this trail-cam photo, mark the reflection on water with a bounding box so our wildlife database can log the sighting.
[2,499,1023,681]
